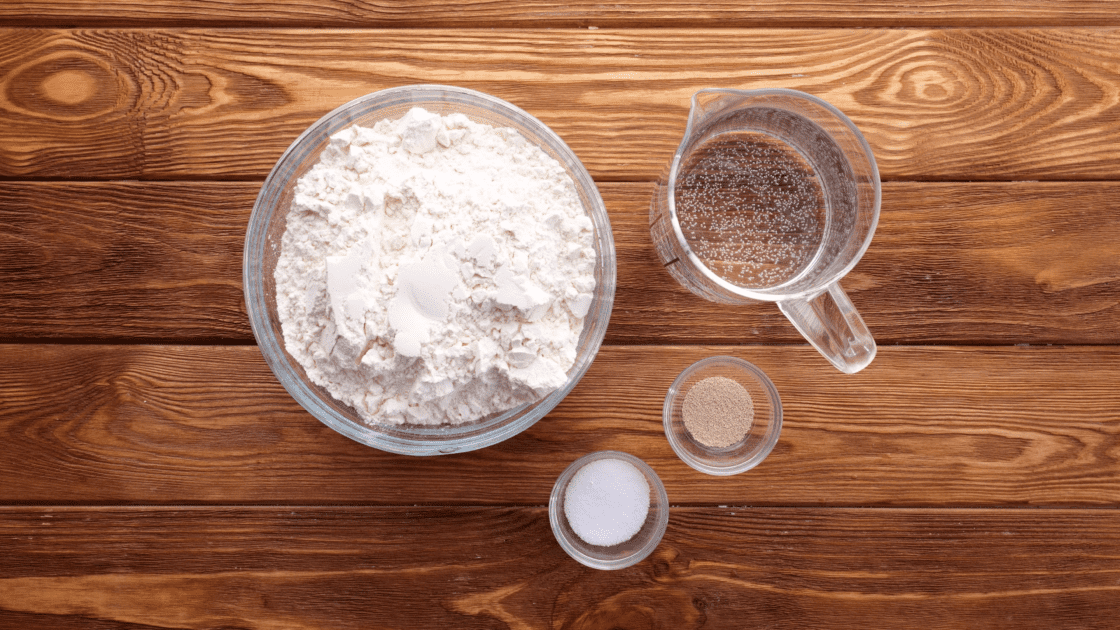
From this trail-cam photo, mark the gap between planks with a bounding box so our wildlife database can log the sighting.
[2,3,1120,29]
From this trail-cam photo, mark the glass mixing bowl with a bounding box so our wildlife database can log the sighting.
[244,85,616,456]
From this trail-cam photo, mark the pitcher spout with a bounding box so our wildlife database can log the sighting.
[686,88,756,135]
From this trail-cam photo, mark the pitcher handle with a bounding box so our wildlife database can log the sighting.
[778,283,876,374]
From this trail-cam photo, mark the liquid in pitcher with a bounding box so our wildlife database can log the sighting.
[671,107,857,292]
[675,129,827,289]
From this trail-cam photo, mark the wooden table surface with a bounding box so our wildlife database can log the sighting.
[3,2,1120,628]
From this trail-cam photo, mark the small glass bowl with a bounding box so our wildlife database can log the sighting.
[244,85,615,456]
[663,356,782,476]
[549,451,670,570]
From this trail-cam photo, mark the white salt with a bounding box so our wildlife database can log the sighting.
[563,458,651,546]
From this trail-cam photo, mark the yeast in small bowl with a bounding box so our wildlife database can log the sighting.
[663,356,782,475]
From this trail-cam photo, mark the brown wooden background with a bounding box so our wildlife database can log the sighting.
[2,2,1120,628]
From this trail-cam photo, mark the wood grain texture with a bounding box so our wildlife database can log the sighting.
[2,344,1118,507]
[1,506,1118,629]
[3,29,1120,181]
[3,0,1119,27]
[0,182,248,341]
[3,181,1118,345]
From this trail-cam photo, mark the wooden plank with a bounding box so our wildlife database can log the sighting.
[3,181,1119,345]
[1,506,1118,628]
[0,182,248,342]
[618,181,1120,345]
[2,344,1118,507]
[3,29,1120,181]
[2,1,1118,28]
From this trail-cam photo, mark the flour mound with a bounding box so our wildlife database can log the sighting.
[274,108,597,426]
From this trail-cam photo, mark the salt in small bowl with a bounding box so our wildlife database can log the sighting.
[549,451,669,570]
[663,356,782,476]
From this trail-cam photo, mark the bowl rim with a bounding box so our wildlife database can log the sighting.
[548,450,670,570]
[243,84,616,456]
[662,355,783,475]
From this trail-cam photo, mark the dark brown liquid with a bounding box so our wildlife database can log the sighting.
[675,130,827,289]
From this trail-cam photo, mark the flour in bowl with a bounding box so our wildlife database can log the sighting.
[274,107,597,426]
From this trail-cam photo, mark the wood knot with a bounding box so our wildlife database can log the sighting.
[896,64,965,107]
[41,70,97,105]
[3,52,121,122]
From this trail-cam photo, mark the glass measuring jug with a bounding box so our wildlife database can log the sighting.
[651,89,880,373]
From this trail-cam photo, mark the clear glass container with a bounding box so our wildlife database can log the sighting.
[663,356,782,475]
[244,85,616,456]
[651,89,880,373]
[549,451,670,570]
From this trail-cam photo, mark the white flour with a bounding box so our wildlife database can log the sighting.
[274,107,596,426]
